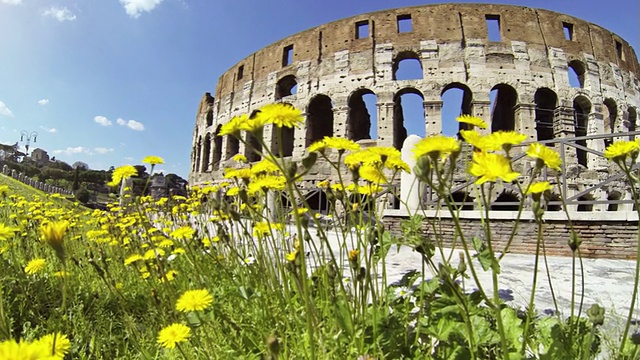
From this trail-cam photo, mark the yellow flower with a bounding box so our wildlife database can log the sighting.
[526,181,554,195]
[344,150,382,170]
[258,103,304,128]
[456,114,487,129]
[40,220,68,260]
[325,137,360,151]
[413,135,460,160]
[468,152,520,184]
[604,140,640,162]
[36,332,71,359]
[526,143,562,170]
[142,155,165,165]
[460,129,495,151]
[285,251,297,262]
[157,323,191,349]
[248,175,286,195]
[54,271,69,277]
[233,153,247,163]
[25,258,46,274]
[238,111,269,132]
[359,165,388,184]
[290,207,308,216]
[317,179,330,188]
[176,289,213,312]
[486,131,527,153]
[124,254,143,266]
[219,114,248,136]
[224,167,251,180]
[108,165,138,187]
[0,339,49,359]
[170,226,195,240]
[0,185,9,197]
[385,156,411,173]
[250,158,280,176]
[348,249,360,262]
[0,224,18,241]
[253,221,284,238]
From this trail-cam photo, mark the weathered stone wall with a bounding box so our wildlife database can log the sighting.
[383,212,640,259]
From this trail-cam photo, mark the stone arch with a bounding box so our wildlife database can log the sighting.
[490,84,518,132]
[568,60,586,88]
[628,107,637,131]
[574,95,592,167]
[245,131,262,163]
[347,88,377,141]
[491,190,520,211]
[607,190,622,211]
[603,98,618,134]
[275,75,297,100]
[392,51,422,80]
[577,194,594,212]
[534,88,558,141]
[306,189,329,213]
[306,95,334,147]
[213,125,223,170]
[441,83,473,136]
[449,190,474,210]
[195,136,202,172]
[202,133,212,172]
[393,87,424,150]
[271,103,295,157]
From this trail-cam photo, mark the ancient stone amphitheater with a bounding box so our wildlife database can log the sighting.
[190,3,640,257]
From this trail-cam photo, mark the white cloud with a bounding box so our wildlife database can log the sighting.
[94,115,112,127]
[120,0,163,18]
[124,156,135,161]
[94,147,114,154]
[117,118,145,131]
[0,101,14,118]
[39,126,57,133]
[38,99,49,106]
[1,0,22,4]
[53,146,88,156]
[42,6,77,22]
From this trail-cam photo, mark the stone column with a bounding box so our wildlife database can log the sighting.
[332,105,349,139]
[424,100,443,136]
[471,100,492,135]
[377,101,395,148]
[553,106,578,167]
[514,103,536,140]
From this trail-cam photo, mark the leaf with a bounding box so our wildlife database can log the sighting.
[472,236,500,273]
[501,307,523,349]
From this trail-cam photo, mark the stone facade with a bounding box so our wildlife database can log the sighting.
[190,3,640,189]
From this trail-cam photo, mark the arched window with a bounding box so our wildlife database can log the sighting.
[347,89,378,141]
[393,51,422,80]
[201,134,211,172]
[441,83,473,137]
[206,110,213,127]
[449,191,474,210]
[225,135,239,160]
[574,96,592,167]
[491,190,520,211]
[271,104,295,157]
[603,98,618,147]
[534,88,558,141]
[213,125,223,170]
[393,88,424,150]
[568,60,586,88]
[245,131,262,163]
[577,194,594,212]
[628,107,638,131]
[306,190,329,213]
[275,75,297,100]
[608,191,621,211]
[195,136,201,172]
[490,84,518,132]
[306,95,334,147]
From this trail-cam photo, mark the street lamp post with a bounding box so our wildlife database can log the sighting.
[20,131,38,155]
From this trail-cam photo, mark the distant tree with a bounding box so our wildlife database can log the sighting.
[72,167,80,191]
[72,161,90,171]
[49,160,73,172]
[133,165,148,178]
[75,187,91,204]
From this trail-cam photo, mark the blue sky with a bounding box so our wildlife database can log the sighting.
[0,0,637,178]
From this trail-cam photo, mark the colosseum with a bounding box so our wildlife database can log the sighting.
[190,3,640,257]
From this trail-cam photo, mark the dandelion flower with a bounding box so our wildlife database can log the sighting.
[233,154,247,163]
[36,332,71,359]
[108,165,137,187]
[176,289,213,312]
[170,226,195,240]
[468,152,520,184]
[124,254,144,266]
[25,258,47,274]
[460,129,495,151]
[0,224,18,241]
[526,181,554,195]
[486,131,527,153]
[285,251,297,262]
[359,164,388,184]
[142,155,165,165]
[456,115,487,129]
[413,135,460,160]
[157,323,191,349]
[40,220,68,261]
[258,103,304,128]
[219,114,248,136]
[526,143,562,170]
[604,140,640,162]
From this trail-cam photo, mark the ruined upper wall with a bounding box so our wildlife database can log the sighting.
[214,3,639,98]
